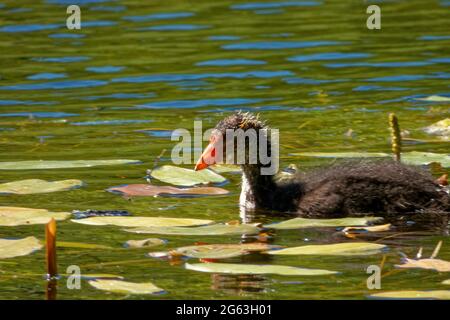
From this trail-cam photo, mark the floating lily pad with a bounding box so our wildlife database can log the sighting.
[71,216,213,228]
[290,151,450,167]
[423,118,450,137]
[155,243,281,259]
[0,237,42,259]
[0,206,70,226]
[369,290,450,300]
[264,217,382,230]
[80,274,124,280]
[402,151,450,167]
[210,164,242,174]
[342,223,392,234]
[0,179,83,195]
[149,165,226,186]
[267,242,387,256]
[416,95,450,102]
[88,279,165,295]
[396,258,450,272]
[443,279,450,285]
[107,184,229,197]
[290,152,389,158]
[125,223,261,236]
[0,159,141,170]
[185,262,338,276]
[125,238,167,248]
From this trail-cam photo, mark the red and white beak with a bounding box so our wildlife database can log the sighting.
[194,137,218,171]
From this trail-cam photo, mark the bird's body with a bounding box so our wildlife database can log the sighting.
[195,111,450,218]
[239,160,450,217]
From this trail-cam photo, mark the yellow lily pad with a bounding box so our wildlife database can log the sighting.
[267,242,387,256]
[156,243,280,259]
[0,179,83,195]
[265,217,382,230]
[125,223,261,236]
[71,216,213,228]
[88,279,165,295]
[0,206,70,226]
[369,290,450,300]
[149,165,226,186]
[185,262,338,276]
[0,159,141,170]
[0,236,42,259]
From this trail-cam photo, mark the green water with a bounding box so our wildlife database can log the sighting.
[0,0,449,299]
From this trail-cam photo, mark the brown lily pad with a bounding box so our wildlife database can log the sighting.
[107,184,229,197]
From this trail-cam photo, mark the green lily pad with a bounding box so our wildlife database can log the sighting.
[0,206,70,226]
[416,95,450,102]
[71,216,213,228]
[402,151,450,167]
[423,118,450,137]
[369,290,450,300]
[395,258,450,272]
[185,262,338,276]
[155,243,281,259]
[149,165,226,186]
[0,236,42,259]
[0,179,83,195]
[267,242,387,256]
[88,279,165,295]
[264,217,382,230]
[290,151,450,167]
[125,238,167,248]
[107,184,229,197]
[125,223,261,236]
[290,152,389,158]
[0,159,141,170]
[210,164,242,174]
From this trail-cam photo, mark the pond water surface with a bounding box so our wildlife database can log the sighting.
[0,0,449,299]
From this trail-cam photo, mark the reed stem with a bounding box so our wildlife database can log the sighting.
[46,218,57,278]
[389,113,402,162]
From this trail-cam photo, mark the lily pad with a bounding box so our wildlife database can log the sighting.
[107,184,229,197]
[396,258,450,272]
[88,279,165,295]
[125,223,261,236]
[290,152,389,158]
[210,164,242,174]
[149,165,226,186]
[125,238,167,248]
[267,242,387,256]
[185,262,338,276]
[0,206,70,226]
[0,237,42,259]
[0,159,141,170]
[289,151,450,167]
[416,95,450,102]
[155,243,280,259]
[402,151,450,167]
[369,290,450,300]
[443,279,450,285]
[71,216,213,228]
[0,179,83,195]
[265,217,382,230]
[342,223,392,234]
[423,118,450,137]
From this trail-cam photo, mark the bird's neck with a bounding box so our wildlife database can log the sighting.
[239,164,278,211]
